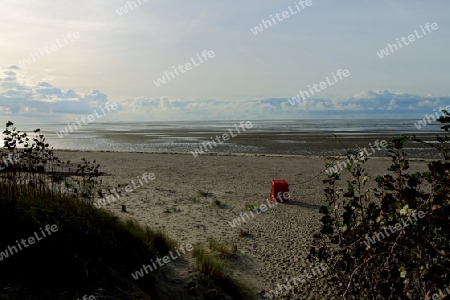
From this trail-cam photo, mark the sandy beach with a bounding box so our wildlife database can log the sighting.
[54,150,430,299]
[3,1,449,298]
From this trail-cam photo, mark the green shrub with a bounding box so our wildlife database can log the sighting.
[309,111,450,299]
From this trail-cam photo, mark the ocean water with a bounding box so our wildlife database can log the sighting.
[12,119,445,157]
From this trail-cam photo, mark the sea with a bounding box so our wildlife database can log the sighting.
[14,119,445,158]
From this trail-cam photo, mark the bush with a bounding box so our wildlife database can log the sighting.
[0,121,102,203]
[309,111,450,299]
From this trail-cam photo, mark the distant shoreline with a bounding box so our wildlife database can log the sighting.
[47,131,443,159]
[7,119,446,159]
[52,149,440,161]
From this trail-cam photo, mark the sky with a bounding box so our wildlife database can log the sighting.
[0,0,449,123]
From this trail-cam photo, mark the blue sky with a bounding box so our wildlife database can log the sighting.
[0,0,449,122]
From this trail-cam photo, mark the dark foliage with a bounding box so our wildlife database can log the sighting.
[309,111,450,299]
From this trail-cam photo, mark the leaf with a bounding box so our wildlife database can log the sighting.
[343,183,354,197]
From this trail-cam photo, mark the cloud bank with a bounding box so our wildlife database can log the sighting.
[1,65,448,122]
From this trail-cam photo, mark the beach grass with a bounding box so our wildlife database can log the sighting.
[0,121,254,299]
[192,244,254,299]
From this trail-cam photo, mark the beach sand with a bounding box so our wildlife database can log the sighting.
[55,151,431,299]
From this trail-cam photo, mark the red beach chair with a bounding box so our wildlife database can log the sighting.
[270,180,290,202]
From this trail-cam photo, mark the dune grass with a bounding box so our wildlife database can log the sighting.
[192,243,254,299]
[0,185,172,299]
[0,122,254,299]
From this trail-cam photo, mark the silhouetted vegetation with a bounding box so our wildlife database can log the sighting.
[310,111,450,299]
[0,121,102,202]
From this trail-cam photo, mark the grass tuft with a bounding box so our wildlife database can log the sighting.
[212,199,226,208]
[208,238,234,256]
[163,207,181,213]
[244,203,257,210]
[239,228,252,237]
[197,189,213,197]
[192,244,254,299]
[192,245,229,279]
[187,197,199,203]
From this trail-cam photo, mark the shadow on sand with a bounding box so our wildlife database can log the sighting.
[282,200,323,211]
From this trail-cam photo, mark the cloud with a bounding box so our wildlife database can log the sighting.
[116,91,449,121]
[1,65,449,122]
[0,65,113,118]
